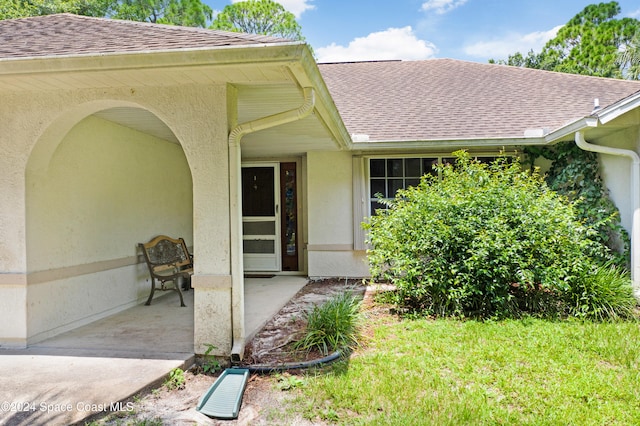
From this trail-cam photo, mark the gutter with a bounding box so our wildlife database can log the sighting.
[228,87,315,363]
[595,91,640,125]
[349,136,548,152]
[0,42,307,75]
[574,131,640,293]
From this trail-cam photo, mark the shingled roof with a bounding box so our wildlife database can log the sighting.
[3,14,640,145]
[0,13,291,59]
[319,59,640,142]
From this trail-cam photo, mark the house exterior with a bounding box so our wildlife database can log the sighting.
[1,14,640,359]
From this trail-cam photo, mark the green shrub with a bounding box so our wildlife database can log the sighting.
[294,291,362,356]
[365,151,616,319]
[527,142,630,267]
[566,262,637,321]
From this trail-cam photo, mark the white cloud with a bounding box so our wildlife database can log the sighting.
[231,0,315,19]
[421,0,467,15]
[463,25,562,60]
[276,0,315,18]
[628,8,640,18]
[316,26,438,62]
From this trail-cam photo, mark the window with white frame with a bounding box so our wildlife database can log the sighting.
[368,156,501,214]
[369,157,440,214]
[353,154,506,250]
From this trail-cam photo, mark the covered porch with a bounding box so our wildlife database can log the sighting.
[22,276,308,358]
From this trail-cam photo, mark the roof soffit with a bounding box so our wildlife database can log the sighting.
[0,44,309,91]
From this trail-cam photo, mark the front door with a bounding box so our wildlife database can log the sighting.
[242,163,281,271]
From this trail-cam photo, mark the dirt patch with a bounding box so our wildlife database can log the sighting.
[241,278,366,366]
[92,278,381,425]
[94,372,303,426]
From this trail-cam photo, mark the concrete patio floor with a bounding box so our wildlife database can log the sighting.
[0,275,308,426]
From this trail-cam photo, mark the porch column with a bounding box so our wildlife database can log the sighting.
[0,96,31,348]
[162,84,234,357]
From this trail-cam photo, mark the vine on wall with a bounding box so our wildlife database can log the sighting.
[525,142,630,268]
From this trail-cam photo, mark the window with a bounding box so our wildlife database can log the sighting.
[369,157,439,213]
[354,154,507,250]
[368,156,500,214]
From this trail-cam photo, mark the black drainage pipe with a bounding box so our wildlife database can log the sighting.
[238,349,345,374]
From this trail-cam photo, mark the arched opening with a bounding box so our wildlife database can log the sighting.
[25,101,194,354]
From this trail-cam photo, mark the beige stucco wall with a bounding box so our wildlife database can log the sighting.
[306,151,369,278]
[0,83,233,352]
[0,284,27,348]
[594,126,640,235]
[25,115,192,343]
[27,115,192,271]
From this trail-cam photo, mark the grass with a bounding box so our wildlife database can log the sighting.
[288,316,640,425]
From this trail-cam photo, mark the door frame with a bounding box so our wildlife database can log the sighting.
[241,162,281,272]
[241,160,304,273]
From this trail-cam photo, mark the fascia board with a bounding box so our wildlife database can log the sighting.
[595,91,640,125]
[348,136,547,152]
[0,39,354,153]
[354,117,604,152]
[286,48,353,151]
[543,117,599,144]
[0,42,307,76]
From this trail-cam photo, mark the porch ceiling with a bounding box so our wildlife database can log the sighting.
[94,107,180,143]
[92,83,340,158]
[236,84,340,158]
[0,58,294,91]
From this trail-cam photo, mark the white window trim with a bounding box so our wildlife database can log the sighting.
[353,152,512,250]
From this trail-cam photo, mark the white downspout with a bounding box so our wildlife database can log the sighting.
[228,87,315,362]
[574,131,640,294]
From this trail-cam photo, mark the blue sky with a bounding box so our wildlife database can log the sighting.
[209,0,640,63]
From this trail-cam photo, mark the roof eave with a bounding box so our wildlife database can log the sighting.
[348,136,548,152]
[347,114,606,152]
[0,39,353,153]
[285,47,353,151]
[0,41,307,76]
[594,90,640,125]
[543,116,600,144]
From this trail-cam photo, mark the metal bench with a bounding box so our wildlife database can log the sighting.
[139,235,193,307]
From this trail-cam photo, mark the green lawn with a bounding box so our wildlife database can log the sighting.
[286,316,640,425]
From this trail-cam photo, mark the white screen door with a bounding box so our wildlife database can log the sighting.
[241,163,281,271]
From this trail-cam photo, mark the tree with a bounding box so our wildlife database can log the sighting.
[492,2,640,79]
[162,0,210,27]
[617,31,640,80]
[0,0,212,27]
[1,0,113,19]
[111,0,212,27]
[0,0,32,19]
[210,0,305,41]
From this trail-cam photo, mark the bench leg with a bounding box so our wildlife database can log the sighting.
[181,276,190,291]
[144,276,186,307]
[174,277,186,307]
[145,278,157,306]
